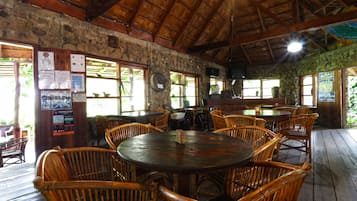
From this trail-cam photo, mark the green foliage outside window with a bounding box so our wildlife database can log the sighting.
[347,76,357,127]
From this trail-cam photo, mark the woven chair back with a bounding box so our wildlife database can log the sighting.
[105,122,163,149]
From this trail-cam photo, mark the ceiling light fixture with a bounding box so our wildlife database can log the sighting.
[287,41,303,53]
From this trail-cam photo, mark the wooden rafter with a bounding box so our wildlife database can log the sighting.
[250,0,283,24]
[152,0,176,42]
[86,0,119,21]
[188,9,357,52]
[240,45,252,65]
[256,7,275,63]
[188,0,225,47]
[173,0,203,46]
[127,0,145,33]
[303,32,329,51]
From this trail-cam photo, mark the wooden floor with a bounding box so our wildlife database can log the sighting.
[1,127,357,201]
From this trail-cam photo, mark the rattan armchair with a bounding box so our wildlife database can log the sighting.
[210,110,226,130]
[226,161,312,201]
[213,126,277,150]
[105,122,163,150]
[224,115,256,127]
[34,147,196,201]
[276,113,319,161]
[159,185,197,201]
[149,109,170,131]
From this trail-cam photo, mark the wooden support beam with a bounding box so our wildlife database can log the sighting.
[127,0,145,33]
[86,0,119,21]
[187,9,357,52]
[152,0,176,42]
[188,0,225,47]
[256,7,275,63]
[173,0,203,46]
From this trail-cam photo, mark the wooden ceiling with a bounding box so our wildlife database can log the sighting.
[23,0,357,67]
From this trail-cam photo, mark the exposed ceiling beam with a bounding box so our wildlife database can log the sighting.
[152,0,176,42]
[188,0,225,47]
[86,0,119,21]
[188,9,357,53]
[240,45,252,65]
[256,7,275,63]
[173,0,203,46]
[127,0,145,33]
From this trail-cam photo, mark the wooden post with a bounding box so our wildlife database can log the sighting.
[13,62,21,138]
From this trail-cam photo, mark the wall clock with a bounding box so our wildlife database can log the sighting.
[150,72,167,92]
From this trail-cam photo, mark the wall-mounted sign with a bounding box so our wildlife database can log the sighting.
[318,71,335,102]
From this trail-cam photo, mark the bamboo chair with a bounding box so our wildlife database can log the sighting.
[149,109,170,131]
[159,185,197,201]
[198,127,281,199]
[274,106,298,116]
[255,118,267,128]
[105,122,163,150]
[295,105,310,116]
[213,126,277,150]
[224,115,257,128]
[210,110,226,130]
[34,147,196,201]
[226,161,312,200]
[276,113,319,161]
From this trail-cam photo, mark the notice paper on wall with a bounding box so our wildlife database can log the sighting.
[52,110,75,136]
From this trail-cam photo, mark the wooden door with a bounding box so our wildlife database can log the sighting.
[316,70,342,128]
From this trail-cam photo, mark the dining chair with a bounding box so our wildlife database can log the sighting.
[295,105,310,116]
[276,113,319,161]
[159,185,197,201]
[149,109,170,131]
[105,122,163,150]
[274,106,298,116]
[213,125,277,150]
[34,147,196,201]
[198,126,281,200]
[225,161,312,201]
[224,114,263,128]
[255,117,266,128]
[0,137,28,167]
[210,110,226,130]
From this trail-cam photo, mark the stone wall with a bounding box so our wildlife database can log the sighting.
[0,0,226,109]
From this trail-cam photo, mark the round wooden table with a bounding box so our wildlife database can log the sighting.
[230,109,291,122]
[117,130,253,196]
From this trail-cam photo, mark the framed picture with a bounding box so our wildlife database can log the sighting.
[71,74,85,92]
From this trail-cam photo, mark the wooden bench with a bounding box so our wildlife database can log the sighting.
[0,137,28,167]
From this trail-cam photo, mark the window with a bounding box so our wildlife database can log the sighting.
[170,72,198,109]
[120,66,145,112]
[209,78,223,95]
[301,75,316,106]
[86,58,146,116]
[243,79,280,99]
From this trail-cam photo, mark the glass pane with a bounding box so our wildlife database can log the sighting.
[171,97,182,109]
[303,96,313,105]
[186,97,196,107]
[243,80,260,88]
[87,98,119,116]
[303,75,313,85]
[170,85,183,97]
[209,78,223,95]
[263,79,279,87]
[243,88,260,98]
[262,88,272,98]
[86,58,117,78]
[86,78,118,97]
[121,96,145,112]
[303,86,312,95]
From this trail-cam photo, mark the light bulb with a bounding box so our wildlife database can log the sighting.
[287,41,302,53]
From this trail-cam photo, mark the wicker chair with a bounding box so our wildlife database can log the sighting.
[213,126,277,150]
[198,127,281,199]
[34,147,196,201]
[105,122,163,150]
[255,118,267,128]
[149,109,170,131]
[224,115,256,128]
[0,137,28,167]
[276,113,319,161]
[226,161,312,201]
[210,110,226,130]
[159,185,197,201]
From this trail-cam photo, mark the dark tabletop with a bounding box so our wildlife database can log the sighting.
[117,130,253,173]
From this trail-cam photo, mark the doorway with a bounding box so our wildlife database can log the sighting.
[347,67,357,128]
[0,41,35,165]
